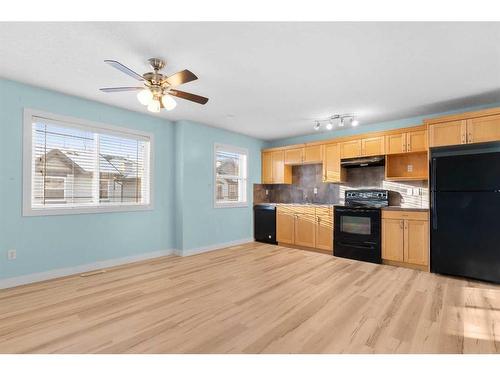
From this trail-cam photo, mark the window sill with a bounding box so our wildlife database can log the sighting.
[22,203,153,217]
[214,202,249,209]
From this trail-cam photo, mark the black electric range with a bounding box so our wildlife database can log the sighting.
[334,189,395,264]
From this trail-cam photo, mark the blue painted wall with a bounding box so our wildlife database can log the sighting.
[267,103,500,148]
[175,120,265,252]
[0,79,176,279]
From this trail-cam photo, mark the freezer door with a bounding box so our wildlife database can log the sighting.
[431,191,500,283]
[432,152,500,192]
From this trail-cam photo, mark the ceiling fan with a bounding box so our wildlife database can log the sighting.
[99,57,208,113]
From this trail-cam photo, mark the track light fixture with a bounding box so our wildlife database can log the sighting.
[312,114,359,131]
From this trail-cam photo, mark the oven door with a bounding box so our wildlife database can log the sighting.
[334,207,381,263]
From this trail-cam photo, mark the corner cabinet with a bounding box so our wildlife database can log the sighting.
[382,210,429,270]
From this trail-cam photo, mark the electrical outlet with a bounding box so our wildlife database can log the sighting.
[7,249,16,260]
[407,164,413,172]
[413,188,421,196]
[265,189,269,196]
[313,187,318,195]
[406,188,413,196]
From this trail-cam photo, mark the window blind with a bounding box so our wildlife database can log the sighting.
[30,116,151,212]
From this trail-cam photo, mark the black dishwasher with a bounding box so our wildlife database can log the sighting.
[253,204,277,244]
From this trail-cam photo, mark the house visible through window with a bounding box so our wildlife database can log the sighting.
[215,144,248,207]
[24,110,152,215]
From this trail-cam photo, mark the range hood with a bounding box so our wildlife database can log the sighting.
[341,156,385,168]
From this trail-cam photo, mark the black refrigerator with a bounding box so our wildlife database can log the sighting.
[431,151,500,284]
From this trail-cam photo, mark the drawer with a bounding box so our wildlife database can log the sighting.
[315,206,333,217]
[382,210,429,221]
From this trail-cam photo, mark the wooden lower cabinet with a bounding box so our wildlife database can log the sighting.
[276,206,295,244]
[294,210,316,248]
[382,210,429,269]
[276,205,333,252]
[315,207,334,251]
[382,218,405,262]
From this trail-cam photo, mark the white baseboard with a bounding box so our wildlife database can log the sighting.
[0,248,175,290]
[179,238,254,257]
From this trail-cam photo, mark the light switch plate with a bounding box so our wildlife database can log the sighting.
[413,188,420,196]
[313,187,318,195]
[265,189,269,196]
[407,164,413,172]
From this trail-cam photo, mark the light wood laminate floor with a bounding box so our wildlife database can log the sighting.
[1,242,499,353]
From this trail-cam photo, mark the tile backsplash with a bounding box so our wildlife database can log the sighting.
[254,164,429,208]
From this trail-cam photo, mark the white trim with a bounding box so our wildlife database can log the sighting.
[179,238,254,257]
[0,249,175,290]
[213,142,249,209]
[22,108,155,216]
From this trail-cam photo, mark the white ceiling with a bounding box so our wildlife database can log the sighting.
[1,22,500,140]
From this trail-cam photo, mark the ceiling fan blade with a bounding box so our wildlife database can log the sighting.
[100,87,144,93]
[165,70,198,87]
[104,60,144,81]
[169,89,209,105]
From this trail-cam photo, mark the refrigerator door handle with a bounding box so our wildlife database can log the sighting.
[431,157,437,192]
[432,192,437,230]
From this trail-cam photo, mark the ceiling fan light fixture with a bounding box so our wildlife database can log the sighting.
[137,89,153,105]
[147,98,161,113]
[161,94,177,111]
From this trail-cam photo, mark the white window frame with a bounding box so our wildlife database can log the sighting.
[214,143,248,208]
[23,108,154,216]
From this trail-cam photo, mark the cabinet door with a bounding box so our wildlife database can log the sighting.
[406,130,427,152]
[340,140,362,159]
[361,136,385,156]
[467,114,500,144]
[304,145,323,164]
[271,151,287,183]
[294,207,316,248]
[276,206,295,244]
[323,143,344,182]
[262,152,273,184]
[284,147,304,165]
[404,219,429,266]
[382,219,404,261]
[385,133,406,154]
[428,120,467,148]
[315,207,333,251]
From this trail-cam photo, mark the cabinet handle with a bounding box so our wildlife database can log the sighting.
[468,133,473,143]
[317,217,321,223]
[400,220,404,229]
[462,133,466,144]
[407,143,411,152]
[403,143,406,152]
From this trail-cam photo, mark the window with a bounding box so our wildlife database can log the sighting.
[23,109,153,216]
[214,144,248,208]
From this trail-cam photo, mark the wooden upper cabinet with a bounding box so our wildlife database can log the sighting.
[304,145,323,164]
[340,139,362,159]
[294,206,316,248]
[315,207,333,251]
[361,136,385,156]
[272,150,292,184]
[406,130,427,152]
[467,114,500,144]
[404,219,429,266]
[382,218,405,262]
[284,147,304,165]
[276,206,295,244]
[385,132,406,155]
[429,120,467,148]
[262,152,273,184]
[323,143,344,183]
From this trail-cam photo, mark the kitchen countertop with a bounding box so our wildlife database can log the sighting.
[382,206,429,212]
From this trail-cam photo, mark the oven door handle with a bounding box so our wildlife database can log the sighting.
[337,242,377,250]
